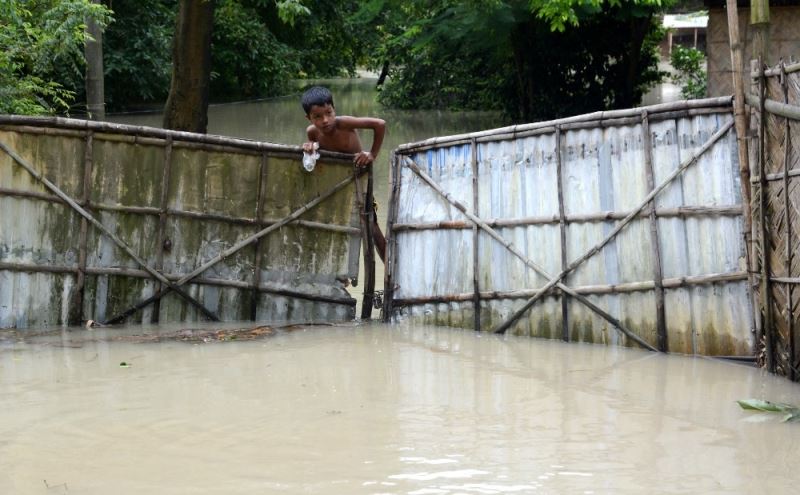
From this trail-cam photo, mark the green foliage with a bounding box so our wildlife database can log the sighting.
[103,0,175,110]
[0,0,111,115]
[376,0,667,122]
[670,45,706,99]
[738,399,800,422]
[211,0,299,99]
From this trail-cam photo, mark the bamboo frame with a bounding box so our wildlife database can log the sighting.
[401,156,658,352]
[471,138,481,331]
[555,127,569,342]
[0,261,356,306]
[780,62,795,380]
[390,205,743,231]
[151,135,173,323]
[397,98,733,152]
[250,152,269,321]
[391,271,750,305]
[757,62,775,373]
[68,131,93,325]
[642,111,668,352]
[102,171,363,324]
[0,187,359,235]
[0,115,355,162]
[0,138,221,322]
[491,120,735,336]
[382,152,402,322]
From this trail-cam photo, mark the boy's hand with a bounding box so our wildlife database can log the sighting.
[354,151,374,167]
[303,142,318,153]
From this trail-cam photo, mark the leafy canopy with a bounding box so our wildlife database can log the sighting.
[0,0,111,114]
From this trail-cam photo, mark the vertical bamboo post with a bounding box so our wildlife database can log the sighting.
[725,0,753,276]
[361,164,376,319]
[642,111,668,352]
[555,126,569,341]
[151,135,173,323]
[471,138,481,331]
[780,62,795,380]
[757,62,775,372]
[250,152,268,321]
[382,152,401,322]
[69,131,94,325]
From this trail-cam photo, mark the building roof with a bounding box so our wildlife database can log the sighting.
[663,13,708,29]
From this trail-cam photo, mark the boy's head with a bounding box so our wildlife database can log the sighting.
[301,86,334,116]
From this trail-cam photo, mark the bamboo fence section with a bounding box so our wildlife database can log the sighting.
[386,98,752,356]
[0,116,372,328]
[749,60,800,382]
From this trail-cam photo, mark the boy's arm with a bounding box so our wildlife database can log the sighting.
[339,116,386,166]
[303,124,319,153]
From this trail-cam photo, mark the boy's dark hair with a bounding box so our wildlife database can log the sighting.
[301,86,334,115]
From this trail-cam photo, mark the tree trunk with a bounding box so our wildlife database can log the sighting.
[163,0,215,133]
[619,14,651,109]
[84,0,105,120]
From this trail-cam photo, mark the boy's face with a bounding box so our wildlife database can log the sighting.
[306,103,336,134]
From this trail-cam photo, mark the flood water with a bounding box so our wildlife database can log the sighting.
[1,323,799,494]
[11,79,789,494]
[109,77,505,303]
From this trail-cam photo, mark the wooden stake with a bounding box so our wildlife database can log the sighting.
[69,131,93,325]
[151,135,173,323]
[471,138,481,331]
[642,112,668,352]
[250,152,268,321]
[382,152,402,321]
[555,127,569,341]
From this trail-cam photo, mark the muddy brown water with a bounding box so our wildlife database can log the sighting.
[1,322,799,494]
[6,80,788,494]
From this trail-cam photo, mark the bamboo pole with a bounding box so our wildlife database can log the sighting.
[471,138,481,331]
[757,63,775,373]
[102,171,361,324]
[751,0,770,66]
[0,115,355,162]
[390,205,744,231]
[391,270,749,305]
[361,164,376,319]
[0,187,359,234]
[750,169,800,183]
[781,62,795,381]
[492,120,735,336]
[68,131,93,325]
[0,138,221,322]
[151,135,173,323]
[401,156,658,351]
[642,112,668,352]
[396,97,733,152]
[745,92,800,121]
[250,152,269,321]
[555,127,569,342]
[382,152,402,322]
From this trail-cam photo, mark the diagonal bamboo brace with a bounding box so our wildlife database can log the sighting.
[402,157,657,351]
[490,119,735,337]
[0,139,220,322]
[102,171,362,324]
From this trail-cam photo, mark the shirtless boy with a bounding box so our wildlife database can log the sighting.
[301,86,386,261]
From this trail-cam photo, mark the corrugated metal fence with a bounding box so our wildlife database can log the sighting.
[385,97,753,356]
[748,60,800,380]
[0,116,365,328]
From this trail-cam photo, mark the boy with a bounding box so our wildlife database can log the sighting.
[301,86,386,262]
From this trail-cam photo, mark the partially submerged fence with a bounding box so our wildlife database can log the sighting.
[0,116,370,329]
[748,60,800,380]
[385,97,753,356]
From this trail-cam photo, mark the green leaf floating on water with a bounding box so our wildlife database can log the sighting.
[738,399,800,422]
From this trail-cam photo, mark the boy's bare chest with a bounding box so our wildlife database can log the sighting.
[318,129,362,154]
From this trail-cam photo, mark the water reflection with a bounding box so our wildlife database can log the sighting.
[1,323,798,494]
